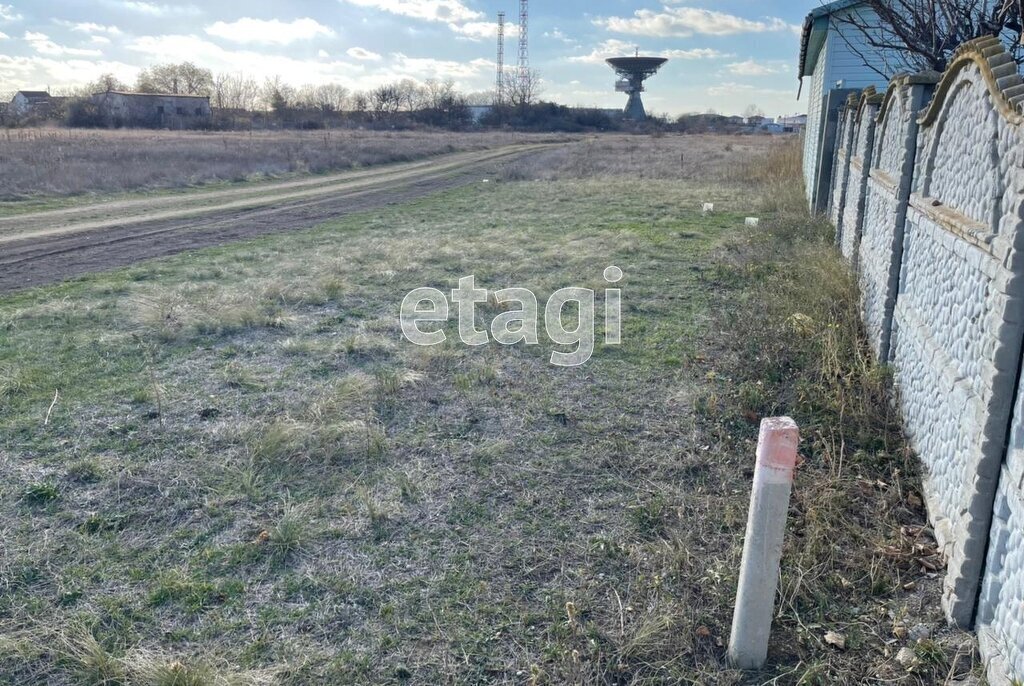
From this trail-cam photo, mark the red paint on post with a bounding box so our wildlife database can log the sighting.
[756,417,800,477]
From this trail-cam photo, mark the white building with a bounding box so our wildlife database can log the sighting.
[799,0,890,211]
[10,90,54,117]
[777,114,808,130]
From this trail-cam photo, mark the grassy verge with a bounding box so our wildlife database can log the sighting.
[697,140,981,683]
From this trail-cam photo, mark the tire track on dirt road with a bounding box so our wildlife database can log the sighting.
[0,144,555,293]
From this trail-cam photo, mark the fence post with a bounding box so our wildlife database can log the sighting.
[728,417,800,670]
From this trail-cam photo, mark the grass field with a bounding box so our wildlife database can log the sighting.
[0,135,979,684]
[0,128,568,204]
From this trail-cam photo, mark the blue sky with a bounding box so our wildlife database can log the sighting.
[0,1,813,116]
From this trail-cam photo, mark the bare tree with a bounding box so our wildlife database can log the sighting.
[261,76,295,113]
[314,84,350,113]
[416,83,471,128]
[213,73,260,110]
[506,69,542,108]
[393,79,425,111]
[464,90,494,106]
[351,91,370,115]
[371,84,403,119]
[832,0,1024,76]
[137,62,213,95]
[93,73,128,93]
[743,104,765,119]
[421,79,458,110]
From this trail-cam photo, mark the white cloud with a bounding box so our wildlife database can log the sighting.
[0,31,8,40]
[24,31,103,57]
[725,60,784,77]
[0,4,21,22]
[0,53,137,91]
[340,0,494,39]
[318,49,330,58]
[126,34,362,84]
[340,0,482,23]
[569,39,727,65]
[544,28,576,45]
[91,35,112,44]
[666,47,731,60]
[205,17,335,45]
[124,34,492,91]
[390,53,492,79]
[117,1,201,17]
[448,20,519,41]
[57,21,122,35]
[347,46,382,61]
[596,6,796,38]
[706,81,792,98]
[448,21,498,40]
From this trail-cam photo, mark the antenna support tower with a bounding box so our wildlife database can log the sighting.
[606,55,668,122]
[496,12,505,104]
[518,0,529,84]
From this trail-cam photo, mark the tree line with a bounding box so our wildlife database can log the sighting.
[1,60,623,132]
[75,62,492,117]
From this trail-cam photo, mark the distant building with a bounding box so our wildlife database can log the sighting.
[760,122,789,135]
[90,91,212,128]
[778,114,808,131]
[9,90,63,117]
[799,0,890,211]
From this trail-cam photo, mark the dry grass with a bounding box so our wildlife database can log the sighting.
[0,134,981,684]
[0,127,568,201]
[500,133,778,182]
[700,139,981,683]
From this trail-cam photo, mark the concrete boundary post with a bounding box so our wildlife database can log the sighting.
[814,88,858,215]
[728,417,800,670]
[876,74,938,363]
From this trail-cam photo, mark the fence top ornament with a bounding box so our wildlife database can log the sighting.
[877,71,941,126]
[855,86,885,123]
[918,35,1024,127]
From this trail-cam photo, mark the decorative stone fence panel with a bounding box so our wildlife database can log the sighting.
[889,36,1024,629]
[816,37,1024,683]
[830,95,860,233]
[859,73,938,361]
[839,88,883,266]
[979,406,1024,684]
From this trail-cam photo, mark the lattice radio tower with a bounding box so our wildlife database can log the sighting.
[518,0,529,87]
[495,12,505,105]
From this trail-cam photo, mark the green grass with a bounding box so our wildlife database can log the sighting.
[0,171,751,684]
[0,138,979,685]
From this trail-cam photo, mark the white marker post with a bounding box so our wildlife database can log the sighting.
[728,416,800,670]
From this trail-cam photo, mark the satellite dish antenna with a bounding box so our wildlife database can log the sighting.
[606,54,668,122]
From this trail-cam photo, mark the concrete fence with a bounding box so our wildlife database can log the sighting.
[821,36,1024,685]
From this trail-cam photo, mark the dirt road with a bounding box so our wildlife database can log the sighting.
[0,144,553,293]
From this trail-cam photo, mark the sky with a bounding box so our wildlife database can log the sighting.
[0,1,814,117]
